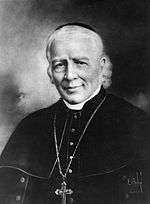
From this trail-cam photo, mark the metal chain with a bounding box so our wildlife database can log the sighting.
[53,95,106,180]
[48,118,67,178]
[53,117,68,180]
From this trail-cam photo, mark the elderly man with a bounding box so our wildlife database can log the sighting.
[0,23,149,204]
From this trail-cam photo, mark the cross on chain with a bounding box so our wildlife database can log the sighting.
[55,181,73,204]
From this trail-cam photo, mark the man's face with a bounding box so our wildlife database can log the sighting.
[48,32,104,104]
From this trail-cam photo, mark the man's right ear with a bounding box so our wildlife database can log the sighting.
[47,66,54,84]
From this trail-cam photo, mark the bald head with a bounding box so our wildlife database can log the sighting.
[46,24,105,62]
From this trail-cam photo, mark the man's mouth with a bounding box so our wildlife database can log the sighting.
[63,85,82,92]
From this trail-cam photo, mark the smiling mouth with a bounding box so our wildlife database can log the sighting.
[63,85,82,91]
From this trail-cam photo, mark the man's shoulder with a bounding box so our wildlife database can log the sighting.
[19,100,61,125]
[106,93,150,146]
[104,93,150,160]
[105,93,149,121]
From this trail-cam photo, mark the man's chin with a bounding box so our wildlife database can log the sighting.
[64,99,82,105]
[62,95,86,105]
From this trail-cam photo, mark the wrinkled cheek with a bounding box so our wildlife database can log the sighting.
[53,76,64,86]
[61,80,68,87]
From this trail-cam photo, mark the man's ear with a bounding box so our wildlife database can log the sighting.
[98,56,107,77]
[99,56,106,68]
[47,66,54,84]
[99,55,112,88]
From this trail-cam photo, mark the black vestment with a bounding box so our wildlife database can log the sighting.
[0,88,150,204]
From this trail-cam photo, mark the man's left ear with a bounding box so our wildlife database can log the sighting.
[99,55,112,88]
[99,56,107,68]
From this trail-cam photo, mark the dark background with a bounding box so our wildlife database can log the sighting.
[0,0,149,152]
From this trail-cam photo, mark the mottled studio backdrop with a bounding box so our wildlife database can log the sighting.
[0,0,150,153]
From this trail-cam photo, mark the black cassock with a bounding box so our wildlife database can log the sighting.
[0,87,150,204]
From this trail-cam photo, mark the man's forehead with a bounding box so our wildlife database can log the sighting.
[46,25,104,62]
[52,26,103,50]
[52,33,94,48]
[50,35,101,60]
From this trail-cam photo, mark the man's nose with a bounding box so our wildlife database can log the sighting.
[65,61,77,80]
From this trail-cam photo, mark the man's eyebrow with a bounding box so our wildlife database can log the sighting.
[52,57,89,62]
[73,57,89,61]
[52,58,65,63]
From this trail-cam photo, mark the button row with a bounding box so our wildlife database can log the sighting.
[15,177,26,201]
[68,113,81,177]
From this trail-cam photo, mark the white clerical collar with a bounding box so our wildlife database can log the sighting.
[63,85,101,110]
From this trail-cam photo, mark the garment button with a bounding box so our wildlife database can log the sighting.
[16,195,21,201]
[74,114,78,119]
[74,112,81,119]
[68,169,72,173]
[70,142,74,146]
[20,176,25,183]
[71,128,75,133]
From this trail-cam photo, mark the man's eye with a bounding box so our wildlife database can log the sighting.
[53,64,65,72]
[78,61,86,65]
[74,60,87,65]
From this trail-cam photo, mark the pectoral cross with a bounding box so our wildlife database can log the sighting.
[55,181,73,204]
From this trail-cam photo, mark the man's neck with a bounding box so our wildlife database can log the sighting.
[63,85,101,110]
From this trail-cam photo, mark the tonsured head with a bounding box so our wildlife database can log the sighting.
[46,23,111,104]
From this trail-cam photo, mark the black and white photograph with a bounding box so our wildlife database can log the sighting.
[0,0,150,203]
